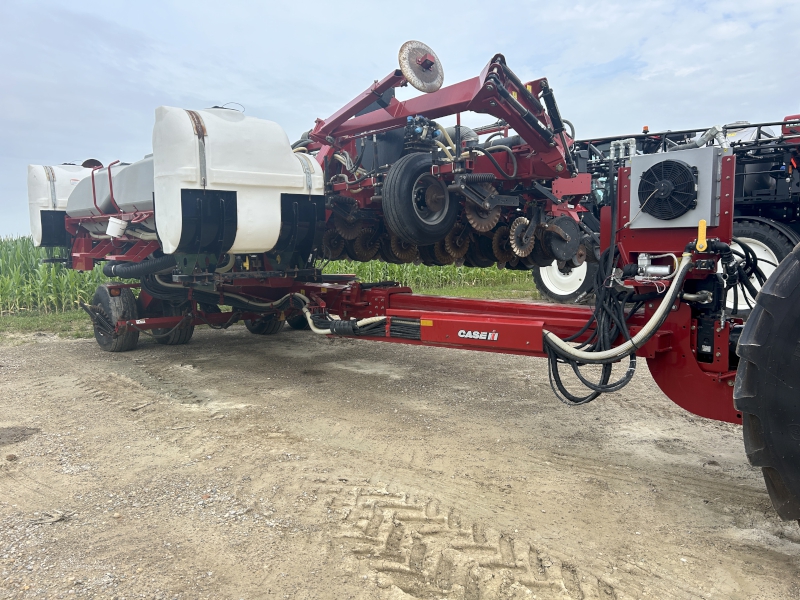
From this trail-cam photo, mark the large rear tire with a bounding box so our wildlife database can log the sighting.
[532,261,597,303]
[735,241,800,521]
[91,285,139,352]
[383,153,459,246]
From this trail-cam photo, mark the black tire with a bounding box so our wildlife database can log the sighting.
[383,153,459,246]
[245,316,285,335]
[728,219,796,315]
[532,261,598,303]
[286,313,310,330]
[734,241,800,521]
[154,301,194,346]
[91,284,139,352]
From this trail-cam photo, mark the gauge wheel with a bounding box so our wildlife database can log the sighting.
[245,316,285,335]
[91,284,139,352]
[286,314,310,330]
[383,153,459,246]
[532,261,597,303]
[153,301,195,346]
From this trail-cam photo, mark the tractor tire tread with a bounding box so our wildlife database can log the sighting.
[245,318,285,335]
[154,302,195,346]
[734,241,800,520]
[383,153,459,246]
[92,285,139,352]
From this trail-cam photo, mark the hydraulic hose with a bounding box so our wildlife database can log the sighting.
[435,140,455,161]
[148,274,301,313]
[471,145,518,179]
[435,124,457,154]
[543,253,693,363]
[103,255,176,279]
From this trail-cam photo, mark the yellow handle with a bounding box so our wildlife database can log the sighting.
[696,219,708,252]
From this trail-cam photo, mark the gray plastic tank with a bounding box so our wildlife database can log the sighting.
[66,156,154,218]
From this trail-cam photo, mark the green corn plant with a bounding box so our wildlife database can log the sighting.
[0,235,537,315]
[0,236,112,315]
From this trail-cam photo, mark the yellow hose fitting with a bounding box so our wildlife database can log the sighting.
[696,219,708,252]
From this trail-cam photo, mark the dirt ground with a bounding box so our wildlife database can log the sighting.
[1,322,799,600]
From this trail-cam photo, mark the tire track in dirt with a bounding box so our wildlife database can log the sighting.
[315,483,709,600]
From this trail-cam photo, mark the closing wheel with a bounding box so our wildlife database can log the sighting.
[532,261,597,303]
[726,219,796,314]
[154,302,194,346]
[734,241,800,521]
[91,284,139,352]
[383,153,459,246]
[245,316,285,335]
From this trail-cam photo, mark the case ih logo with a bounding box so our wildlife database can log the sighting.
[458,329,499,341]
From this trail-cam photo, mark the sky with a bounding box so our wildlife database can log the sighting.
[2,0,799,237]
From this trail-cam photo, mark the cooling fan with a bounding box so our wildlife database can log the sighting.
[637,159,698,220]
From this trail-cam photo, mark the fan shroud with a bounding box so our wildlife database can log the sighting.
[637,159,698,220]
[628,146,721,230]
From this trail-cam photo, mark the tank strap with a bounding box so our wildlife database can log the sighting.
[43,165,57,209]
[295,152,314,192]
[184,110,208,188]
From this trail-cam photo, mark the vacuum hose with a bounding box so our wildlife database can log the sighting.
[104,255,177,279]
[543,253,693,363]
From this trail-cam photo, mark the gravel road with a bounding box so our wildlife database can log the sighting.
[1,324,799,599]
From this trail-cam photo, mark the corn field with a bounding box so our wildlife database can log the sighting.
[0,237,110,314]
[322,260,534,290]
[0,236,535,315]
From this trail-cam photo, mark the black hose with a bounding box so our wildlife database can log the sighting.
[475,146,518,179]
[103,255,176,279]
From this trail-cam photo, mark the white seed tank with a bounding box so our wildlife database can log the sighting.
[27,164,93,246]
[152,106,324,254]
[66,158,155,218]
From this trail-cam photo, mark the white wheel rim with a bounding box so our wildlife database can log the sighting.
[724,236,780,311]
[538,261,588,297]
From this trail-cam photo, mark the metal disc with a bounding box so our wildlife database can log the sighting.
[398,41,444,93]
[434,240,455,265]
[333,213,363,240]
[492,226,516,263]
[352,228,381,261]
[444,223,470,259]
[546,216,581,262]
[390,233,418,263]
[509,217,535,258]
[322,229,345,260]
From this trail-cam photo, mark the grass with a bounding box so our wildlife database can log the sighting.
[0,236,539,337]
[0,309,95,339]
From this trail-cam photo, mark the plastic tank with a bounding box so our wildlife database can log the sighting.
[27,164,93,246]
[66,157,154,218]
[152,106,324,254]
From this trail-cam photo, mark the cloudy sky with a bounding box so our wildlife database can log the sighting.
[2,0,798,237]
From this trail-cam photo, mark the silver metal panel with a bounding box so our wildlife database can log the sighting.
[628,146,724,230]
